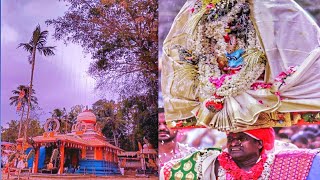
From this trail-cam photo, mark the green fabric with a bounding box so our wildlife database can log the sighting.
[169,148,221,180]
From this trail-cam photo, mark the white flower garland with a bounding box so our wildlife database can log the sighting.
[216,52,266,97]
[195,149,221,179]
[190,0,266,111]
[205,0,246,56]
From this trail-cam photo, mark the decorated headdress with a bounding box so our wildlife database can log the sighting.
[161,0,320,132]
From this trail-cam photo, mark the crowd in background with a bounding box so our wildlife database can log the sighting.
[174,125,320,150]
[275,125,320,149]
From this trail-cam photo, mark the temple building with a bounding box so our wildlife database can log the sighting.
[16,110,123,175]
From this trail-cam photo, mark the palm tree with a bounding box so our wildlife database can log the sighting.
[9,85,38,139]
[50,108,66,119]
[18,25,55,141]
[50,108,68,133]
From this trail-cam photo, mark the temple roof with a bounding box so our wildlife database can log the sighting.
[17,134,123,151]
[77,110,96,124]
[16,110,123,151]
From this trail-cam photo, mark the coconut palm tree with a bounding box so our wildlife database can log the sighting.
[9,85,38,138]
[50,108,66,119]
[18,25,55,141]
[50,108,69,133]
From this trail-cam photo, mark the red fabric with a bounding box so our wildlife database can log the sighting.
[244,128,275,152]
[269,149,318,179]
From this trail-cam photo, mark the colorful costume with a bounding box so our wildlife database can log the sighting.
[161,0,320,131]
[160,128,320,180]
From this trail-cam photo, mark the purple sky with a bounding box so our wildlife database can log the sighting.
[1,0,104,127]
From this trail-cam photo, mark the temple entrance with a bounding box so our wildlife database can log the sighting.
[41,145,60,174]
[64,148,80,173]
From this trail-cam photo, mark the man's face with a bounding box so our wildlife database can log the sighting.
[158,112,177,143]
[227,132,262,161]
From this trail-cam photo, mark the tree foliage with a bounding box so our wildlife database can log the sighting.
[49,108,70,133]
[46,0,158,97]
[9,85,38,138]
[1,119,44,143]
[26,119,45,138]
[49,106,85,133]
[92,99,127,148]
[68,105,85,124]
[1,120,19,143]
[119,95,158,149]
[91,97,157,150]
[9,85,38,109]
[46,0,158,150]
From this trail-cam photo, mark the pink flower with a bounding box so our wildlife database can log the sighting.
[274,77,284,82]
[250,82,273,90]
[258,100,263,104]
[275,91,283,100]
[209,74,227,88]
[278,72,287,77]
[189,7,195,13]
[266,84,272,88]
[206,3,214,9]
[287,66,297,74]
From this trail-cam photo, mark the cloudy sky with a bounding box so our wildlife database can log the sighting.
[1,0,101,127]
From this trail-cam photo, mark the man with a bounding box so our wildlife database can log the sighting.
[158,108,195,167]
[160,128,320,180]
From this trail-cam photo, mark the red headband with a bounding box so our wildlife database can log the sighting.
[244,128,275,152]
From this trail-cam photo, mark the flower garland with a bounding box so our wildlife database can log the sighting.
[217,152,268,180]
[195,149,222,179]
[204,0,247,56]
[215,50,266,97]
[218,153,275,180]
[185,0,266,114]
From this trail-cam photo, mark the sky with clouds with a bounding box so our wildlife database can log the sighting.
[1,0,103,127]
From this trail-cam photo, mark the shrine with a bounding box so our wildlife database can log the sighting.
[16,110,123,175]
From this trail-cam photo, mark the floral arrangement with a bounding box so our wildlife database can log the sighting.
[177,0,266,113]
[165,0,319,130]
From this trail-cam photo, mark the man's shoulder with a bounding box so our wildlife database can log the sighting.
[161,148,222,180]
[181,147,221,160]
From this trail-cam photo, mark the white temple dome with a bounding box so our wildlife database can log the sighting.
[77,110,96,124]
